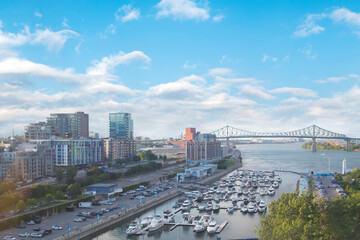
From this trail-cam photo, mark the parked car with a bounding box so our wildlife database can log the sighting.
[30,232,43,238]
[33,228,41,232]
[19,232,30,237]
[16,225,26,229]
[26,221,35,225]
[52,225,62,230]
[4,236,16,240]
[33,216,42,224]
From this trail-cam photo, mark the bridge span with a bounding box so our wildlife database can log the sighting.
[210,125,360,151]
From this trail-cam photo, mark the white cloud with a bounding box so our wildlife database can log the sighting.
[297,44,317,59]
[0,25,30,48]
[330,8,360,26]
[115,4,141,22]
[215,76,255,83]
[87,51,151,75]
[156,0,210,21]
[262,53,278,62]
[183,60,196,69]
[62,18,70,28]
[83,82,134,95]
[241,85,274,100]
[270,87,318,98]
[208,68,232,76]
[31,29,80,51]
[315,76,347,84]
[34,11,42,18]
[213,14,224,22]
[293,13,326,38]
[348,74,359,78]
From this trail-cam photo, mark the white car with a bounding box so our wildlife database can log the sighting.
[74,218,84,222]
[26,221,35,225]
[30,233,42,238]
[19,232,30,237]
[52,225,62,230]
[4,236,16,240]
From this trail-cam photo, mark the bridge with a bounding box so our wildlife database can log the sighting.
[210,125,360,151]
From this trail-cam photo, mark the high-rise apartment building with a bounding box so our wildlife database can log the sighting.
[24,122,57,140]
[47,112,89,139]
[103,138,136,160]
[109,113,133,140]
[186,133,221,164]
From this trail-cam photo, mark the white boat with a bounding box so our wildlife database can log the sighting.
[207,220,218,234]
[198,202,206,211]
[215,197,221,203]
[227,205,234,213]
[181,200,191,211]
[205,202,213,211]
[194,221,206,233]
[243,189,249,195]
[248,204,256,213]
[213,204,220,213]
[259,188,266,196]
[126,222,141,235]
[140,215,153,227]
[163,210,175,223]
[241,206,248,213]
[192,215,202,225]
[267,187,275,196]
[258,201,267,213]
[202,214,212,227]
[148,215,164,232]
[276,177,282,183]
[181,212,193,223]
[272,181,279,188]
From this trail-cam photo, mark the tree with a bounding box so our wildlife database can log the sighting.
[45,193,53,202]
[26,198,37,207]
[107,161,113,168]
[0,181,17,195]
[31,184,46,199]
[65,166,78,184]
[67,182,82,197]
[87,166,102,176]
[54,190,64,200]
[55,168,64,182]
[16,200,27,212]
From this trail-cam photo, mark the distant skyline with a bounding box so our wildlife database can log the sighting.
[1,0,360,138]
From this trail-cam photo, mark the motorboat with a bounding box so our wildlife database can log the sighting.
[272,181,279,188]
[207,220,218,234]
[202,215,212,227]
[276,177,282,183]
[192,215,202,225]
[213,204,220,213]
[148,215,164,232]
[227,205,234,213]
[205,202,213,211]
[267,187,275,196]
[181,200,191,211]
[243,189,249,195]
[241,206,248,213]
[259,188,266,196]
[163,210,175,223]
[237,190,242,196]
[243,196,250,204]
[258,201,267,213]
[194,221,206,233]
[140,215,153,227]
[231,197,238,204]
[215,197,221,203]
[181,212,193,223]
[198,202,206,211]
[248,204,256,213]
[126,222,141,235]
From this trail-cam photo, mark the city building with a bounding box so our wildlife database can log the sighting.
[102,138,136,160]
[30,137,102,166]
[168,127,200,148]
[176,164,217,182]
[109,112,133,140]
[24,122,57,140]
[85,183,122,196]
[47,112,89,139]
[89,132,100,139]
[0,150,16,180]
[186,133,221,164]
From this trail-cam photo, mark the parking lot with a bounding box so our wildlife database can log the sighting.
[1,180,178,240]
[313,175,345,200]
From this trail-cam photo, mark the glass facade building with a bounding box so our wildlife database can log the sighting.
[109,113,133,140]
[47,112,89,139]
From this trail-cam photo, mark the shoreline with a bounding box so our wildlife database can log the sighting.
[56,161,242,240]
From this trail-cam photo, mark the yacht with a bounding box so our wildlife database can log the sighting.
[140,215,153,227]
[148,215,164,232]
[243,189,249,195]
[198,202,206,211]
[248,204,256,213]
[272,181,279,188]
[259,188,266,196]
[205,202,213,211]
[267,187,275,196]
[276,177,282,183]
[241,206,248,213]
[213,204,220,213]
[227,205,234,213]
[163,210,175,223]
[192,215,202,225]
[194,221,206,233]
[181,200,191,211]
[215,197,221,203]
[181,212,193,223]
[126,222,141,235]
[243,196,250,204]
[207,220,218,234]
[237,190,242,196]
[258,201,267,213]
[231,197,238,204]
[202,214,212,227]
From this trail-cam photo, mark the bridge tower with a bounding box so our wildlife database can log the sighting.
[346,139,351,151]
[312,138,316,152]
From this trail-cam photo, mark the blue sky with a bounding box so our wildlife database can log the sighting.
[1,0,360,138]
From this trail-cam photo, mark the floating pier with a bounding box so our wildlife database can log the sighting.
[215,221,229,233]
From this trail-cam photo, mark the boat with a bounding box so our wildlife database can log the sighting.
[126,222,141,235]
[181,200,191,211]
[181,212,193,223]
[215,197,221,203]
[258,201,267,213]
[148,215,164,232]
[192,215,202,225]
[276,177,282,183]
[205,202,213,211]
[163,210,175,223]
[272,181,279,188]
[243,196,250,204]
[227,205,234,213]
[231,197,238,204]
[241,206,248,213]
[202,214,212,227]
[194,221,206,233]
[140,215,153,227]
[198,202,206,211]
[243,189,249,195]
[248,204,256,213]
[213,204,220,213]
[267,187,275,196]
[237,190,242,196]
[259,188,266,196]
[207,220,218,234]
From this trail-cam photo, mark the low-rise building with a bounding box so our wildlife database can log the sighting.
[176,164,217,182]
[103,138,136,160]
[186,133,221,164]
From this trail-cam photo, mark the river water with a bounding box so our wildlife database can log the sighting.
[92,143,360,240]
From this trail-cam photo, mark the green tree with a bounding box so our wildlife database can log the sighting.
[31,184,46,199]
[45,193,53,202]
[87,166,102,176]
[67,182,82,197]
[26,198,37,207]
[54,190,64,200]
[55,167,64,182]
[15,200,27,212]
[0,181,17,195]
[65,166,78,184]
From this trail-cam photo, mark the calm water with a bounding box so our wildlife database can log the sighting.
[92,143,360,240]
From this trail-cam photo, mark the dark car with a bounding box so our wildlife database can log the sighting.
[16,225,26,229]
[66,206,75,212]
[33,227,41,231]
[92,201,101,206]
[34,215,42,224]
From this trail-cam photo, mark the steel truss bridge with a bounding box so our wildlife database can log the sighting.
[210,125,360,151]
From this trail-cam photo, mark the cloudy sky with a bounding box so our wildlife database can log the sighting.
[1,0,360,138]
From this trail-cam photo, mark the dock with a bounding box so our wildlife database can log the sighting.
[164,222,195,231]
[215,221,228,233]
[174,208,182,214]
